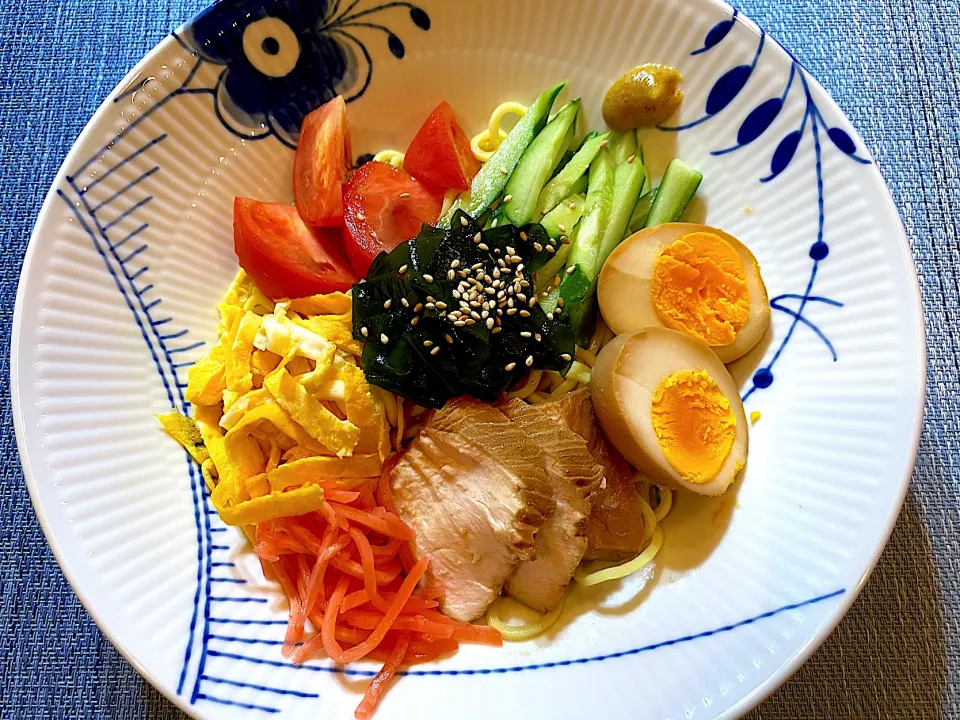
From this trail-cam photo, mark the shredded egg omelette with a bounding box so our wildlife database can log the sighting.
[159,271,390,528]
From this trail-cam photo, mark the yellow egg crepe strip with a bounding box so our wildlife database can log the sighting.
[295,315,363,356]
[225,311,263,394]
[156,410,210,466]
[287,292,352,316]
[267,454,382,493]
[218,484,326,526]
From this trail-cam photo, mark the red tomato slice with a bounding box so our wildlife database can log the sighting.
[234,197,356,300]
[403,101,481,191]
[294,96,352,227]
[343,161,444,275]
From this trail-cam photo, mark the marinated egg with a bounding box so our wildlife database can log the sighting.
[597,223,770,363]
[590,328,748,496]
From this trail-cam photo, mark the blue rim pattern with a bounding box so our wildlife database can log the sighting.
[52,1,859,713]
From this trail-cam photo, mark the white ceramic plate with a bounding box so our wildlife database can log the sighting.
[12,0,925,718]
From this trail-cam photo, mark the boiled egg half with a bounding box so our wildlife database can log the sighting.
[590,328,748,496]
[598,223,770,363]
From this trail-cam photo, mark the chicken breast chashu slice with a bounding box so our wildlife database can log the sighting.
[389,397,554,623]
[539,388,648,561]
[500,397,604,613]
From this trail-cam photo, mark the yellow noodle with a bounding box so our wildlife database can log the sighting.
[565,360,592,385]
[373,386,399,427]
[486,595,564,641]
[654,486,673,522]
[372,149,405,169]
[638,494,657,544]
[439,188,460,218]
[574,525,664,587]
[469,102,528,162]
[508,369,543,400]
[527,391,549,404]
[575,347,598,368]
[549,377,578,397]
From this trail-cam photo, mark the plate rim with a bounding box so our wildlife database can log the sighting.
[11,2,927,718]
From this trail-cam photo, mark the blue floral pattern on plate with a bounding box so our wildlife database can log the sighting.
[179,0,430,147]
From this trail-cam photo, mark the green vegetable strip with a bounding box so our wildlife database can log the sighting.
[567,147,614,282]
[597,138,646,268]
[441,82,566,226]
[536,131,610,217]
[643,158,703,228]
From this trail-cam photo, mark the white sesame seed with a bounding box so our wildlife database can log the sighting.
[533,242,543,252]
[436,301,448,309]
[569,202,576,210]
[525,355,534,367]
[506,246,515,255]
[500,167,509,175]
[481,309,490,319]
[361,326,369,337]
[445,334,454,344]
[486,317,495,329]
[452,290,461,299]
[561,353,572,361]
[503,194,513,203]
[546,245,556,253]
[357,212,366,221]
[383,299,392,309]
[517,293,527,302]
[411,317,420,326]
[450,259,460,269]
[507,308,518,315]
[626,154,636,164]
[427,296,436,303]
[426,302,436,310]
[401,297,410,308]
[414,303,424,312]
[535,333,542,342]
[497,308,504,315]
[557,297,564,307]
[517,263,524,272]
[554,276,562,287]
[400,192,411,198]
[600,139,609,148]
[423,274,434,283]
[561,235,570,244]
[520,331,532,338]
[520,232,528,241]
[448,269,456,280]
[430,346,440,355]
[472,262,483,270]
[505,362,516,371]
[494,247,501,254]
[380,333,389,344]
[566,266,576,274]
[423,340,434,347]
[478,243,489,251]
[529,297,538,307]
[460,216,469,227]
[558,224,567,233]
[493,326,502,334]
[454,320,466,327]
[399,265,409,274]
[471,311,481,320]
[554,307,562,315]
[484,287,496,295]
[493,268,501,278]
[507,297,514,308]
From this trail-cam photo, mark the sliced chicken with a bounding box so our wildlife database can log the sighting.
[542,389,649,560]
[499,398,605,613]
[389,397,553,622]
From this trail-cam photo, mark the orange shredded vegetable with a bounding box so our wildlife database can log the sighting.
[247,458,502,718]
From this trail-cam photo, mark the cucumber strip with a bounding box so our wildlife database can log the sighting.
[536,131,610,217]
[567,147,614,282]
[533,242,572,294]
[612,130,638,165]
[441,81,566,226]
[569,173,588,197]
[628,187,657,234]
[503,99,581,226]
[597,141,646,268]
[643,158,703,228]
[541,193,585,239]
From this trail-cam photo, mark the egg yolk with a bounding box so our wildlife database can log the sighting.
[650,369,736,484]
[651,232,750,347]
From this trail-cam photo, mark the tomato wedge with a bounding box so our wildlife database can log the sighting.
[343,161,444,275]
[403,101,481,191]
[294,96,352,227]
[234,197,356,300]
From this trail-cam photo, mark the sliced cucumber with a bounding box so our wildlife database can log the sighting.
[628,187,657,234]
[643,159,702,228]
[533,241,572,294]
[597,141,646,268]
[540,193,585,239]
[503,99,581,226]
[611,130,638,165]
[536,131,610,217]
[441,81,566,226]
[567,147,614,282]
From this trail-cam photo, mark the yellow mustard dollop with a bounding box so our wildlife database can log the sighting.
[602,64,684,131]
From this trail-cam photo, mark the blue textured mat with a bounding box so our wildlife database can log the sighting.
[1,1,957,717]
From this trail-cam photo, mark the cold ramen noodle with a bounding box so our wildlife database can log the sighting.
[160,64,771,718]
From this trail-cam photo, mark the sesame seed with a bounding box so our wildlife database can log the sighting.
[426,302,436,310]
[383,299,392,309]
[414,303,424,312]
[399,264,408,274]
[504,194,513,203]
[535,333,542,342]
[505,362,516,371]
[493,326,502,334]
[561,235,570,244]
[497,259,507,269]
[357,213,366,221]
[541,291,550,298]
[452,290,461,299]
[493,268,501,279]
[486,317,495,329]
[423,340,434,347]
[401,297,410,308]
[569,202,576,210]
[361,326,369,337]
[600,139,609,148]
[454,320,466,327]
[566,266,576,274]
[554,276,562,287]
[507,307,518,315]
[497,308,504,315]
[517,263,524,272]
[448,269,456,280]
[464,318,476,326]
[626,154,636,164]
[460,216,469,227]
[516,293,527,302]
[525,355,534,367]
[445,334,454,344]
[427,296,436,303]
[554,307,562,315]
[380,333,389,344]
[533,242,543,252]
[478,243,489,251]
[451,259,460,269]
[529,297,538,307]
[470,300,481,308]
[411,317,420,326]
[436,301,448,310]
[431,346,440,355]
[472,262,483,270]
[423,274,434,283]
[520,310,531,318]
[507,297,515,308]
[520,232,528,241]
[520,331,532,338]
[500,167,509,175]
[561,353,572,361]
[400,192,411,198]
[558,224,567,233]
[471,311,481,320]
[484,287,496,295]
[494,247,501,254]
[546,245,556,254]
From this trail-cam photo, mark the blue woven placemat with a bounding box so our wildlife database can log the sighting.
[2,0,957,717]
